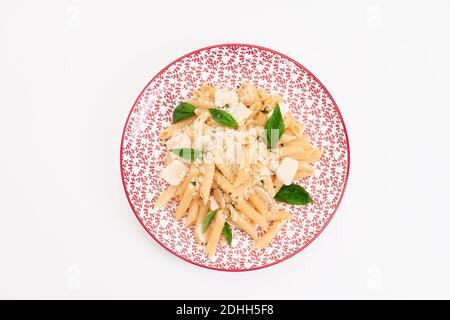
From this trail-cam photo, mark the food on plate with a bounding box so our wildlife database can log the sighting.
[155,83,323,257]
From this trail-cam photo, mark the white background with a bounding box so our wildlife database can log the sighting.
[1,0,449,299]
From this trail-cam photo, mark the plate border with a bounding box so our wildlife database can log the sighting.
[120,43,351,272]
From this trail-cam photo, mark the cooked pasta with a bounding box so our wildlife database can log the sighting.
[155,83,323,257]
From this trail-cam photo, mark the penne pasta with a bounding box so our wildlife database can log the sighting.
[263,175,276,197]
[280,133,297,144]
[236,201,268,231]
[214,171,241,203]
[257,88,270,102]
[247,101,263,121]
[159,118,195,140]
[196,201,209,225]
[254,220,287,249]
[268,210,293,221]
[284,128,295,136]
[283,138,313,150]
[189,98,215,109]
[238,83,261,107]
[248,194,268,218]
[200,164,215,204]
[294,162,314,180]
[280,146,306,157]
[290,123,303,137]
[254,111,268,126]
[289,149,315,161]
[229,209,258,240]
[284,114,305,136]
[205,210,227,257]
[212,188,226,208]
[272,177,283,194]
[176,169,196,198]
[302,134,311,142]
[306,149,324,163]
[185,196,200,226]
[194,202,211,244]
[216,163,234,182]
[154,185,176,209]
[233,170,249,187]
[194,84,216,102]
[174,186,194,220]
[164,152,173,165]
[261,94,282,109]
[254,186,272,204]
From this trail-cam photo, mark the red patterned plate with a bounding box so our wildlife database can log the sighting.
[120,44,350,271]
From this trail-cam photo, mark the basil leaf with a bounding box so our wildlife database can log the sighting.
[202,210,217,233]
[208,108,238,128]
[173,102,196,123]
[274,184,312,205]
[222,222,232,246]
[170,148,203,162]
[264,104,285,148]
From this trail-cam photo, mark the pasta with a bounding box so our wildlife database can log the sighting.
[248,194,269,218]
[154,185,176,209]
[216,163,234,182]
[194,202,210,244]
[236,201,268,232]
[176,170,197,198]
[272,177,284,194]
[159,118,195,140]
[205,210,227,257]
[185,196,199,226]
[155,83,323,257]
[199,164,215,203]
[268,210,293,221]
[233,170,249,187]
[174,186,194,220]
[254,220,287,249]
[229,206,258,240]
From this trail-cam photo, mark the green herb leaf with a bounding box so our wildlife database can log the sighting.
[202,210,217,233]
[172,102,196,123]
[170,148,203,162]
[222,222,232,246]
[264,104,285,148]
[208,108,238,128]
[274,184,312,205]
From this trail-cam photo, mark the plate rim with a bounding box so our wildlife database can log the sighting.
[120,43,351,272]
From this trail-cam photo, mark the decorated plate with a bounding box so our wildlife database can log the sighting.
[120,44,349,271]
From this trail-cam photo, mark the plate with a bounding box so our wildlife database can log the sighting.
[120,44,350,271]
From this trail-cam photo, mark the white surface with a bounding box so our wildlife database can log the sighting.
[1,0,449,299]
